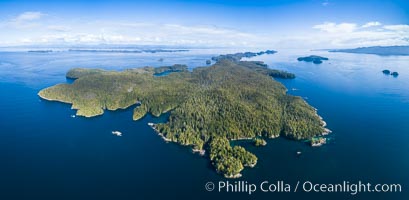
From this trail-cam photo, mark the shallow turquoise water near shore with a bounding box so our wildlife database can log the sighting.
[1,49,408,199]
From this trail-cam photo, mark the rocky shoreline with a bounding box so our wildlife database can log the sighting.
[147,122,171,142]
[148,122,206,156]
[224,173,242,179]
[310,108,332,147]
[311,137,327,147]
[192,148,206,156]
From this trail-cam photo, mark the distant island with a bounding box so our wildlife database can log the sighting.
[297,55,329,64]
[382,69,391,75]
[211,50,295,79]
[329,46,409,56]
[211,50,277,62]
[391,72,399,77]
[38,51,329,178]
[28,50,53,53]
[382,69,399,77]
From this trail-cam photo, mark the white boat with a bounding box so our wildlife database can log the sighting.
[71,115,76,118]
[112,131,122,136]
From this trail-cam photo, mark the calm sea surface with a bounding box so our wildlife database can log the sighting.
[1,48,408,199]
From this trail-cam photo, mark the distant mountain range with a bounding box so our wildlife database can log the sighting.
[25,49,189,53]
[328,46,409,56]
[67,49,189,53]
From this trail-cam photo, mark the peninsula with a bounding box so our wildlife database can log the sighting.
[38,51,328,178]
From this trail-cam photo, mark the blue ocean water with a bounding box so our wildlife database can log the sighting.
[0,49,408,199]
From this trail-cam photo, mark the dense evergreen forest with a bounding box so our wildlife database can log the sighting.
[39,51,327,177]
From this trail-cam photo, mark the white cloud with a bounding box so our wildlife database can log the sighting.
[3,21,258,47]
[7,11,45,29]
[306,22,409,48]
[322,0,329,6]
[14,12,44,21]
[313,22,357,33]
[362,21,382,28]
[0,10,264,47]
[0,11,45,29]
[47,25,71,32]
[1,12,409,49]
[383,25,409,32]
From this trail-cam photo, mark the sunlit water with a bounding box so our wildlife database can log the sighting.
[1,49,408,199]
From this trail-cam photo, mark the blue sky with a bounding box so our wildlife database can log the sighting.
[0,0,408,48]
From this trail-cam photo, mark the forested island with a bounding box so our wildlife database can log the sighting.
[39,51,328,178]
[329,46,409,56]
[211,50,277,62]
[253,138,267,146]
[382,69,399,77]
[297,55,329,64]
